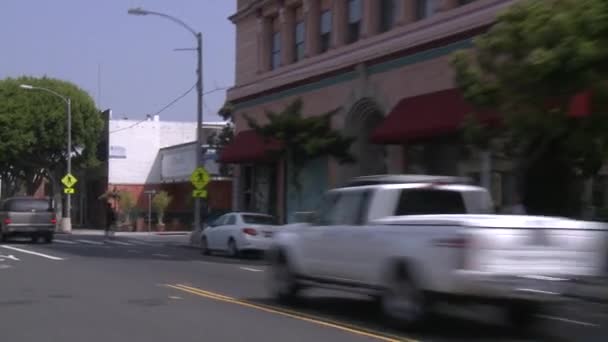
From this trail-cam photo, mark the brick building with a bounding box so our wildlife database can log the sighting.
[221,0,519,223]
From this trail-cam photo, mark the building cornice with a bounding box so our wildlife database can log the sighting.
[228,0,515,103]
[229,0,270,23]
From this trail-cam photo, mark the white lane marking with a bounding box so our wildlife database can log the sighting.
[1,245,64,261]
[126,240,152,246]
[76,239,104,245]
[0,264,13,269]
[105,240,133,246]
[538,314,599,327]
[152,253,170,258]
[240,267,263,272]
[55,239,77,245]
[0,254,20,261]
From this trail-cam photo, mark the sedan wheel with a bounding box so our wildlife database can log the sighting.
[267,252,300,303]
[227,239,239,258]
[200,237,210,255]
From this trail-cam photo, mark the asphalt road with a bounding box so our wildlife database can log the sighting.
[0,231,606,342]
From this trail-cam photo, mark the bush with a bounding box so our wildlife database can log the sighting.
[152,191,172,225]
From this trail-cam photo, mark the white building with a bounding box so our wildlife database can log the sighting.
[108,114,226,186]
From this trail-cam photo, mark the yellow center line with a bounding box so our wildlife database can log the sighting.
[166,284,419,342]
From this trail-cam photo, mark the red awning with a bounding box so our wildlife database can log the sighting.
[371,89,592,145]
[219,130,283,164]
[370,89,495,144]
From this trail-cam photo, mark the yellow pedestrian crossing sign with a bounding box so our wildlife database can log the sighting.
[192,189,208,198]
[190,167,210,189]
[61,173,78,188]
[64,188,75,194]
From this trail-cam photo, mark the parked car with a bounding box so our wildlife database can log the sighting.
[0,196,56,243]
[200,212,280,257]
[266,174,608,329]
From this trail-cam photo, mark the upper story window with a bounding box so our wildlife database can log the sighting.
[347,0,362,43]
[320,10,332,53]
[380,0,398,33]
[294,17,305,61]
[416,0,439,20]
[271,29,281,70]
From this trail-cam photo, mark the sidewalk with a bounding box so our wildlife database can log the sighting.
[56,229,191,236]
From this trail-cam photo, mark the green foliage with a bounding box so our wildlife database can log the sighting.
[217,101,234,121]
[451,0,608,177]
[152,191,172,225]
[0,76,104,194]
[245,98,355,189]
[207,121,235,177]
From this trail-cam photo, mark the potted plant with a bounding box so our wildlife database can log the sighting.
[118,191,136,231]
[152,191,172,231]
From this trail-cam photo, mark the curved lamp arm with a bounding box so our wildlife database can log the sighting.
[128,7,198,38]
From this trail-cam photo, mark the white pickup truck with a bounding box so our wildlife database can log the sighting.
[266,175,608,328]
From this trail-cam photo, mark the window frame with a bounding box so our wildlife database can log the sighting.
[270,28,281,70]
[347,0,362,44]
[294,19,305,61]
[319,10,332,53]
[379,0,397,33]
[416,0,438,20]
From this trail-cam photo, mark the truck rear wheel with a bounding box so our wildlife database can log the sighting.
[382,263,429,329]
[267,250,300,304]
[506,300,540,331]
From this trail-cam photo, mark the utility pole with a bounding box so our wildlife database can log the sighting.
[128,7,205,230]
[194,32,204,231]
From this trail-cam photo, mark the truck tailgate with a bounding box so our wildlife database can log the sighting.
[469,227,608,278]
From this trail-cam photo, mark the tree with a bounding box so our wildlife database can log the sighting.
[152,191,172,226]
[0,76,104,198]
[207,102,235,177]
[451,0,608,216]
[245,98,355,190]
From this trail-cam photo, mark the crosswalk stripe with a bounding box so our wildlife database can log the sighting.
[55,239,77,245]
[75,239,104,245]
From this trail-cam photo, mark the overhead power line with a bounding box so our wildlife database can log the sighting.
[109,85,229,134]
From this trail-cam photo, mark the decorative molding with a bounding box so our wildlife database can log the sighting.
[229,0,514,101]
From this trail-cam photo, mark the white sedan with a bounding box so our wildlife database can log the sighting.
[200,212,280,257]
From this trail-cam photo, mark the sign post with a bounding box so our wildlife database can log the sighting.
[144,190,157,233]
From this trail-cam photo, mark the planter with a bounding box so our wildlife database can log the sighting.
[156,223,166,232]
[136,217,145,232]
[170,218,181,231]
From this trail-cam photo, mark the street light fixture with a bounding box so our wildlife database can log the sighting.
[128,7,205,230]
[20,84,73,233]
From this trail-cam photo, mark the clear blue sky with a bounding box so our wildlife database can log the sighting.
[0,0,236,122]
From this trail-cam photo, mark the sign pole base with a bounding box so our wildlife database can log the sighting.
[60,217,72,234]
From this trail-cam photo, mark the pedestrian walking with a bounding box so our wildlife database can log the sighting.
[105,201,117,239]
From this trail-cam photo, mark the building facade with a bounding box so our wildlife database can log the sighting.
[222,0,518,222]
[108,114,231,229]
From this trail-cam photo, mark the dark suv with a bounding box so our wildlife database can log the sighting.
[0,197,56,243]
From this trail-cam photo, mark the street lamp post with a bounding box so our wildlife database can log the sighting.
[128,7,205,230]
[20,84,73,233]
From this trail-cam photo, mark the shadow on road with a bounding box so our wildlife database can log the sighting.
[244,295,570,342]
